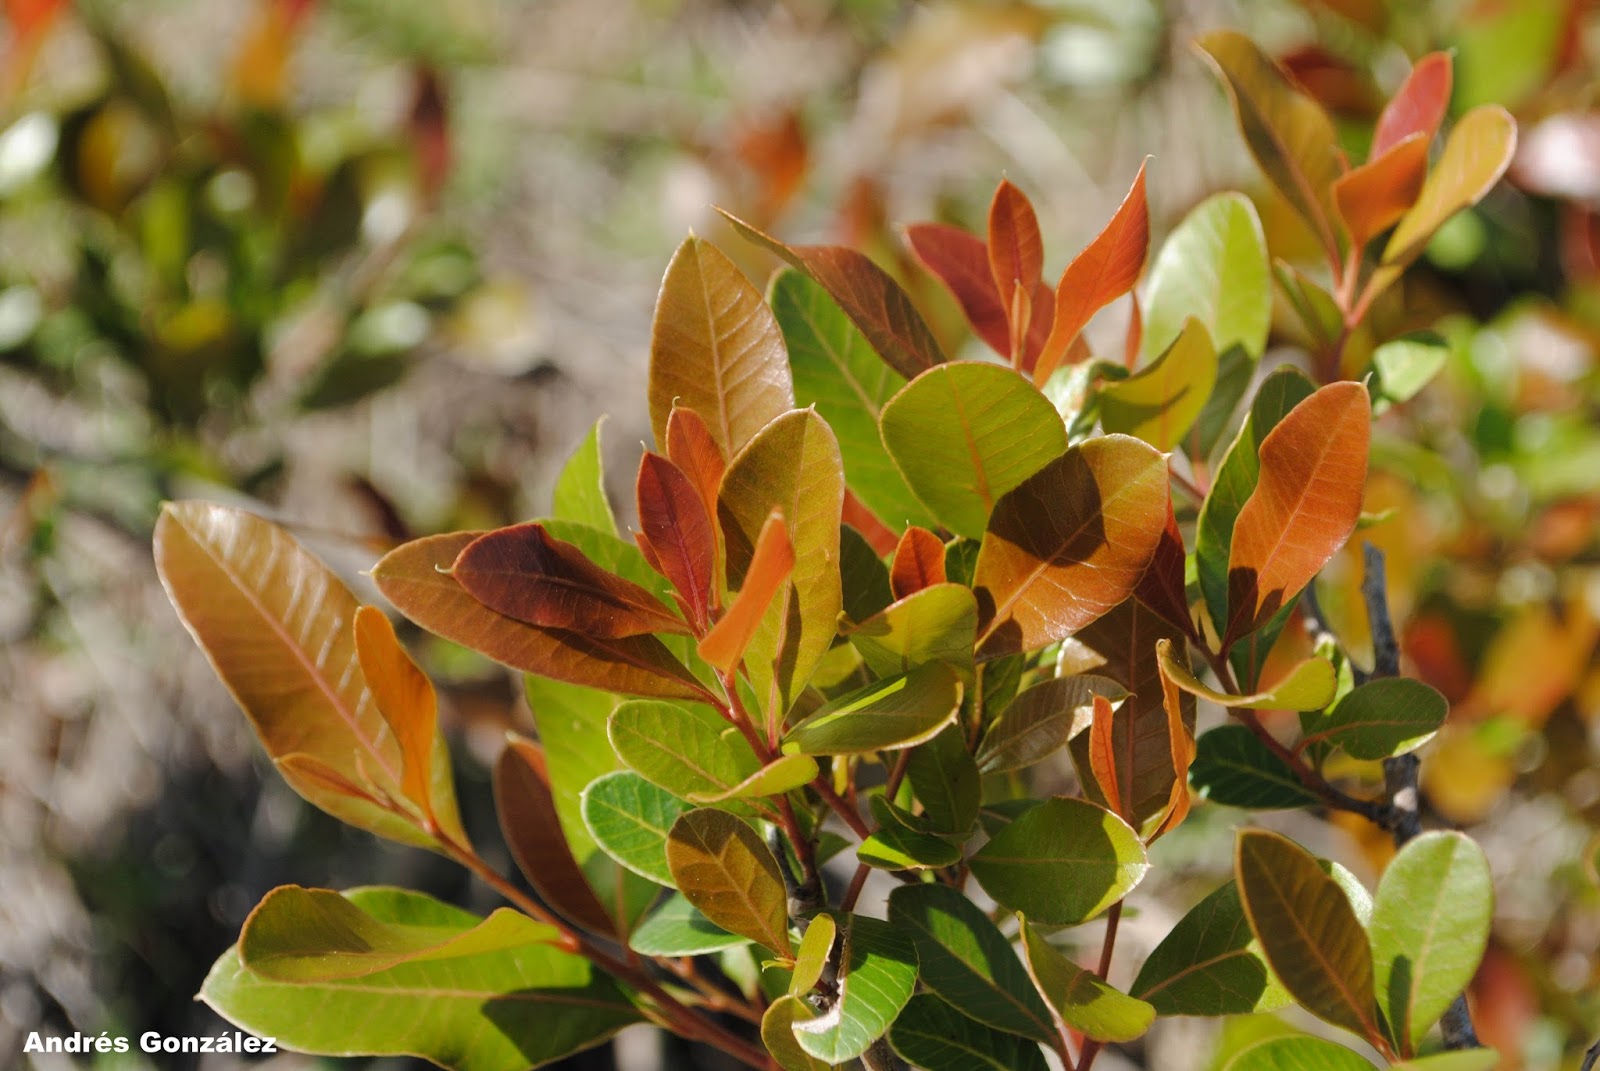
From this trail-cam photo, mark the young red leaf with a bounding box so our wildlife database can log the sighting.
[1148,639,1197,841]
[1032,162,1150,385]
[1371,52,1453,159]
[635,452,716,633]
[988,179,1045,364]
[1088,694,1126,822]
[698,510,795,671]
[1224,382,1371,648]
[890,526,947,601]
[1134,499,1197,641]
[905,221,1010,356]
[1334,133,1430,249]
[665,406,727,528]
[454,523,690,639]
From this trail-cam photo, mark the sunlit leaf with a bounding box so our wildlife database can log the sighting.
[970,797,1148,925]
[665,406,727,524]
[552,418,617,536]
[1334,134,1430,249]
[1220,1035,1378,1071]
[1389,1050,1501,1071]
[1100,317,1218,451]
[847,583,977,678]
[1131,880,1288,1016]
[1020,921,1155,1043]
[666,808,791,956]
[975,674,1125,774]
[890,526,946,600]
[1158,639,1337,711]
[1143,192,1271,362]
[1190,725,1319,809]
[784,663,963,755]
[687,753,820,803]
[699,509,794,671]
[580,771,690,885]
[628,894,749,957]
[793,913,919,1063]
[1372,53,1452,157]
[762,995,835,1071]
[889,994,1050,1071]
[1372,334,1448,404]
[791,914,837,997]
[609,700,761,799]
[1303,677,1448,760]
[858,803,963,870]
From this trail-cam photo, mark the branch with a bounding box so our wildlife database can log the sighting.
[1581,1037,1600,1071]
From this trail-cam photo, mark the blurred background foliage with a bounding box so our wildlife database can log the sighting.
[0,0,1596,1069]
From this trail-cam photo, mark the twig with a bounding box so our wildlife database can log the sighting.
[1580,1037,1600,1071]
[1077,901,1125,1071]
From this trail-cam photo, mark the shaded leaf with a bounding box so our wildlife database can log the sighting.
[1190,725,1319,809]
[762,996,835,1071]
[580,771,690,885]
[636,452,717,633]
[889,994,1051,1071]
[784,663,963,755]
[906,221,1010,357]
[1303,677,1448,760]
[609,700,760,799]
[629,894,749,957]
[666,809,791,956]
[1158,639,1337,711]
[791,914,837,996]
[1020,921,1155,1043]
[847,583,977,678]
[699,509,794,671]
[793,913,919,1063]
[1373,334,1448,404]
[552,418,617,536]
[975,674,1125,774]
[840,524,895,624]
[891,526,947,600]
[1131,880,1289,1016]
[1101,316,1218,451]
[1143,192,1271,362]
[970,797,1148,925]
[906,726,980,836]
[859,806,963,870]
[1134,500,1197,640]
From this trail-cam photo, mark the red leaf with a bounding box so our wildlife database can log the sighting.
[988,179,1045,363]
[1134,498,1197,641]
[636,453,716,633]
[408,68,451,204]
[1334,133,1430,248]
[665,406,727,527]
[1033,162,1150,385]
[843,489,899,557]
[1372,52,1452,159]
[698,510,794,671]
[890,526,947,601]
[906,222,1010,356]
[1088,694,1126,822]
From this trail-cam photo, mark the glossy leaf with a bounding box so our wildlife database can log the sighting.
[1372,53,1452,158]
[1134,499,1197,640]
[202,888,639,1071]
[891,525,946,600]
[373,532,708,701]
[793,913,919,1063]
[974,435,1169,659]
[1021,921,1155,1043]
[723,209,945,380]
[687,753,819,803]
[1235,829,1381,1042]
[1142,192,1270,362]
[906,221,1011,356]
[665,406,727,524]
[1334,134,1430,249]
[1033,162,1149,384]
[648,235,794,457]
[970,797,1148,925]
[609,700,760,799]
[1220,1036,1378,1071]
[888,883,1055,1042]
[628,894,749,957]
[699,509,794,670]
[1303,677,1449,760]
[880,362,1067,539]
[791,914,837,997]
[987,179,1044,317]
[847,583,977,678]
[1190,725,1319,809]
[784,663,963,755]
[636,452,716,632]
[552,418,617,536]
[1380,106,1518,273]
[975,674,1126,774]
[666,808,791,956]
[889,994,1050,1071]
[1369,832,1493,1048]
[1224,382,1371,648]
[580,771,690,885]
[1131,880,1288,1016]
[906,726,980,836]
[772,268,931,529]
[1088,695,1125,820]
[762,996,834,1071]
[858,814,963,871]
[1100,316,1218,451]
[1158,639,1337,711]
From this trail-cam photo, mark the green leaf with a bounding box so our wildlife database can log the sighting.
[580,771,689,885]
[1220,1036,1378,1071]
[859,798,963,870]
[879,362,1067,539]
[551,418,617,536]
[1158,641,1337,711]
[1190,344,1255,460]
[1380,106,1518,273]
[666,808,791,957]
[888,883,1055,1042]
[1020,921,1155,1043]
[1389,1051,1501,1071]
[791,915,838,996]
[889,994,1051,1071]
[784,663,963,755]
[906,726,980,835]
[847,583,977,678]
[688,754,821,803]
[1190,725,1319,809]
[762,995,836,1071]
[1373,335,1448,404]
[970,797,1149,925]
[1369,832,1493,1049]
[1305,677,1449,760]
[1131,880,1289,1016]
[203,888,639,1071]
[628,894,749,957]
[793,913,919,1063]
[1101,318,1218,451]
[975,675,1126,774]
[772,268,933,529]
[609,700,760,799]
[1235,830,1382,1043]
[840,524,894,624]
[1143,192,1271,362]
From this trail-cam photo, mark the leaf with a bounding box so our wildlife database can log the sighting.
[580,771,690,885]
[906,221,1011,357]
[1189,725,1319,809]
[1020,921,1156,1043]
[1158,639,1337,711]
[202,888,639,1071]
[988,179,1044,314]
[551,418,617,536]
[1100,317,1219,451]
[1372,52,1453,160]
[352,606,465,842]
[1389,1051,1501,1071]
[666,808,791,956]
[858,810,963,871]
[1224,382,1371,648]
[722,209,946,381]
[648,235,794,457]
[1334,134,1430,249]
[687,753,820,803]
[889,994,1051,1071]
[762,996,835,1071]
[1220,1036,1379,1071]
[454,522,689,639]
[1303,677,1449,760]
[888,883,1055,1042]
[1087,695,1125,819]
[772,268,932,529]
[665,406,727,523]
[791,914,838,996]
[373,533,709,701]
[1369,831,1493,1048]
[973,436,1169,659]
[1134,499,1197,640]
[1195,31,1344,258]
[609,700,761,799]
[840,523,895,625]
[1379,106,1518,273]
[969,797,1148,925]
[847,583,977,678]
[1373,334,1448,404]
[1033,162,1150,385]
[154,502,424,847]
[1131,880,1288,1016]
[494,737,621,938]
[891,525,946,600]
[879,362,1067,540]
[718,408,844,717]
[1142,192,1271,362]
[793,913,919,1063]
[784,663,963,755]
[975,674,1126,774]
[628,894,749,957]
[699,509,794,670]
[906,726,980,836]
[635,452,717,632]
[1235,829,1382,1043]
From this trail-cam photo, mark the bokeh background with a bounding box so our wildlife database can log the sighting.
[2,0,1598,1068]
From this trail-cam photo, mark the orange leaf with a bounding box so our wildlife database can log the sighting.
[698,510,794,671]
[1088,694,1125,822]
[1371,52,1452,159]
[843,489,899,557]
[666,406,727,527]
[454,523,690,639]
[988,179,1045,364]
[1334,133,1430,249]
[1224,382,1370,649]
[906,222,1011,357]
[1149,638,1197,841]
[890,526,947,601]
[636,452,716,633]
[1134,498,1197,641]
[1033,162,1150,386]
